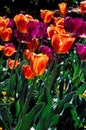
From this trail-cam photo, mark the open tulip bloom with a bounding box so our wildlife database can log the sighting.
[0,2,86,130]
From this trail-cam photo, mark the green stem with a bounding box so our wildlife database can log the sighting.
[48,58,61,90]
[18,77,36,130]
[7,42,22,98]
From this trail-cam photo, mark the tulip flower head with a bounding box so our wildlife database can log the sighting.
[76,43,86,60]
[30,53,49,76]
[58,2,67,17]
[51,34,75,54]
[80,1,86,14]
[3,43,16,56]
[7,58,20,69]
[40,9,54,23]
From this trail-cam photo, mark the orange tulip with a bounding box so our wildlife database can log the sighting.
[30,53,49,76]
[0,45,4,51]
[7,58,20,69]
[40,9,54,23]
[47,24,56,39]
[55,25,66,34]
[3,44,16,56]
[0,16,10,33]
[22,65,35,79]
[53,17,64,26]
[58,2,67,17]
[24,49,31,60]
[0,28,12,41]
[27,38,39,51]
[51,34,75,54]
[14,14,33,33]
[80,1,86,14]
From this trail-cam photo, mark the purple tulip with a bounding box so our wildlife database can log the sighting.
[27,20,39,40]
[76,43,86,60]
[64,16,86,38]
[14,29,29,43]
[4,42,15,48]
[27,20,47,40]
[36,22,48,38]
[8,19,14,28]
[39,45,53,61]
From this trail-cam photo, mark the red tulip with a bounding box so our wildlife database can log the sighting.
[22,65,35,79]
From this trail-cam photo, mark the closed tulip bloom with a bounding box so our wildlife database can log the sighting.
[24,49,31,60]
[51,34,75,54]
[55,25,66,34]
[76,43,86,60]
[7,58,20,69]
[64,16,86,38]
[30,53,49,76]
[0,45,4,51]
[53,17,64,26]
[0,16,10,33]
[14,14,33,33]
[40,9,54,23]
[0,28,12,41]
[58,2,67,17]
[39,45,53,62]
[47,24,56,39]
[27,38,39,51]
[8,19,14,28]
[80,1,86,14]
[3,43,16,56]
[22,65,35,79]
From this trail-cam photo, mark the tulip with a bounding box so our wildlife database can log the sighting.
[14,14,33,33]
[3,43,16,56]
[24,49,31,60]
[58,2,67,17]
[22,65,35,79]
[76,43,86,60]
[39,45,53,61]
[0,28,12,41]
[47,24,56,39]
[80,1,86,14]
[7,58,20,69]
[51,34,75,54]
[0,16,10,33]
[30,53,49,76]
[53,17,64,26]
[0,45,4,51]
[26,20,39,41]
[64,16,86,38]
[40,9,54,23]
[27,38,39,51]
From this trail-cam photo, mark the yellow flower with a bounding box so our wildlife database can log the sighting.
[79,93,86,98]
[1,91,7,96]
[84,125,86,128]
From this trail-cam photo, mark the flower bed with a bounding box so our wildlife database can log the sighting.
[0,1,86,130]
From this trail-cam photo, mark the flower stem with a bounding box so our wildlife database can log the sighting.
[7,42,22,98]
[18,77,36,130]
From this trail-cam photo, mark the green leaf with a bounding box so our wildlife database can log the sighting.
[50,114,60,127]
[8,74,16,95]
[76,83,86,95]
[58,91,76,113]
[70,107,82,129]
[14,102,45,130]
[36,88,53,130]
[81,61,86,76]
[15,100,20,117]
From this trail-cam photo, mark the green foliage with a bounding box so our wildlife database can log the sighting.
[0,1,86,130]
